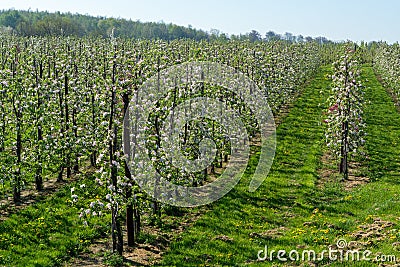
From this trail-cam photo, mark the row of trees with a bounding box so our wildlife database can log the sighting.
[244,30,331,44]
[325,46,366,180]
[0,36,322,255]
[325,41,400,180]
[374,42,400,97]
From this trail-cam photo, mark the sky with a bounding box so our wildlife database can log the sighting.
[1,0,399,43]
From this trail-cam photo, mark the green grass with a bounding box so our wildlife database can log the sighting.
[159,66,400,266]
[0,177,110,267]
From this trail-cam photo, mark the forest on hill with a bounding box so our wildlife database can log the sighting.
[0,9,333,43]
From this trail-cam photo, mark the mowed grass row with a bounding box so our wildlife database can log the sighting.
[160,66,400,266]
[0,177,110,267]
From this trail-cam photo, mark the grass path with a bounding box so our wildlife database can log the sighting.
[160,66,400,266]
[363,67,400,180]
[0,178,110,267]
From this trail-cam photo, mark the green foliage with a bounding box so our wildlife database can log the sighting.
[0,10,333,43]
[0,9,210,40]
[0,9,21,28]
[103,251,124,267]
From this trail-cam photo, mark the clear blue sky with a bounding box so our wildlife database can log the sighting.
[1,0,399,43]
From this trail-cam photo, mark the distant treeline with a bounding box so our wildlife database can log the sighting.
[0,9,332,43]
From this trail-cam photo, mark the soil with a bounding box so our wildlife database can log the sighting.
[66,210,206,267]
[317,151,369,191]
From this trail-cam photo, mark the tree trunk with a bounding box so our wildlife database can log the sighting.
[57,85,64,182]
[57,166,64,182]
[64,74,71,179]
[109,56,124,254]
[13,123,22,204]
[339,61,350,181]
[11,92,22,204]
[35,85,43,190]
[72,108,79,173]
[0,101,5,152]
[111,206,124,255]
[123,90,135,247]
[126,186,135,247]
[90,92,97,167]
[14,116,22,204]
